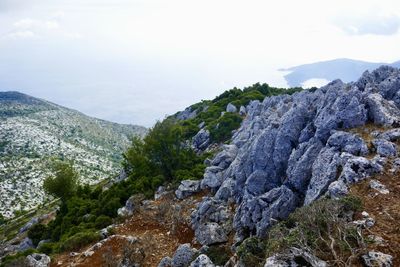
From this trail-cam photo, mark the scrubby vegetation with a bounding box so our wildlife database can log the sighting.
[177,83,302,142]
[23,117,207,256]
[237,196,364,266]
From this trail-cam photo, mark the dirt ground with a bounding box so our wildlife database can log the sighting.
[351,165,400,266]
[50,192,205,267]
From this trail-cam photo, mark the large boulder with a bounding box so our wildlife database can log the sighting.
[117,195,138,217]
[175,180,201,199]
[194,222,229,245]
[226,103,238,113]
[201,166,224,190]
[26,253,51,267]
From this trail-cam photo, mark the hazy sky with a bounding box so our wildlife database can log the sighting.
[0,0,400,126]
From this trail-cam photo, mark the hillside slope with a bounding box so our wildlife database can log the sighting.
[0,92,146,218]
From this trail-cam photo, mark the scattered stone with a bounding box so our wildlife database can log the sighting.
[368,235,386,246]
[362,251,393,267]
[369,179,389,194]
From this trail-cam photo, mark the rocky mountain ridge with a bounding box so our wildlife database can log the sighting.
[192,66,400,243]
[0,91,147,218]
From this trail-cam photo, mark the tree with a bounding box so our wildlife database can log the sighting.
[43,161,78,201]
[0,214,5,225]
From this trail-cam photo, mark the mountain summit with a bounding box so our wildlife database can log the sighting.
[0,91,146,218]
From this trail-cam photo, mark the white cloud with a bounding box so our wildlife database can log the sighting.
[334,14,400,36]
[5,30,35,40]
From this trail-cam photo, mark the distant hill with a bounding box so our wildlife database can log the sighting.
[281,58,400,87]
[0,91,147,218]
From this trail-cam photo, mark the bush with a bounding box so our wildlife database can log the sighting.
[43,160,78,201]
[27,224,48,246]
[60,231,100,251]
[38,242,58,255]
[206,245,231,266]
[237,237,266,267]
[237,196,365,266]
[95,215,112,229]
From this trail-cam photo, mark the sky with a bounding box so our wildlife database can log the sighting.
[0,0,400,127]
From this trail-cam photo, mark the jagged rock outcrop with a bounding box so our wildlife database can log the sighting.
[190,66,400,244]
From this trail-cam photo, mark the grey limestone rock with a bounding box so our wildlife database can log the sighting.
[327,130,369,156]
[195,222,229,245]
[158,256,173,267]
[117,195,138,217]
[189,254,215,267]
[193,129,211,151]
[362,251,393,267]
[226,103,238,113]
[26,253,51,267]
[175,180,201,199]
[172,243,198,267]
[264,247,327,267]
[233,186,298,238]
[372,139,397,157]
[366,93,400,126]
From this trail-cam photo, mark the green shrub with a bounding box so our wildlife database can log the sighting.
[95,215,112,229]
[38,242,58,255]
[27,224,48,246]
[60,231,100,251]
[237,237,266,267]
[205,245,231,266]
